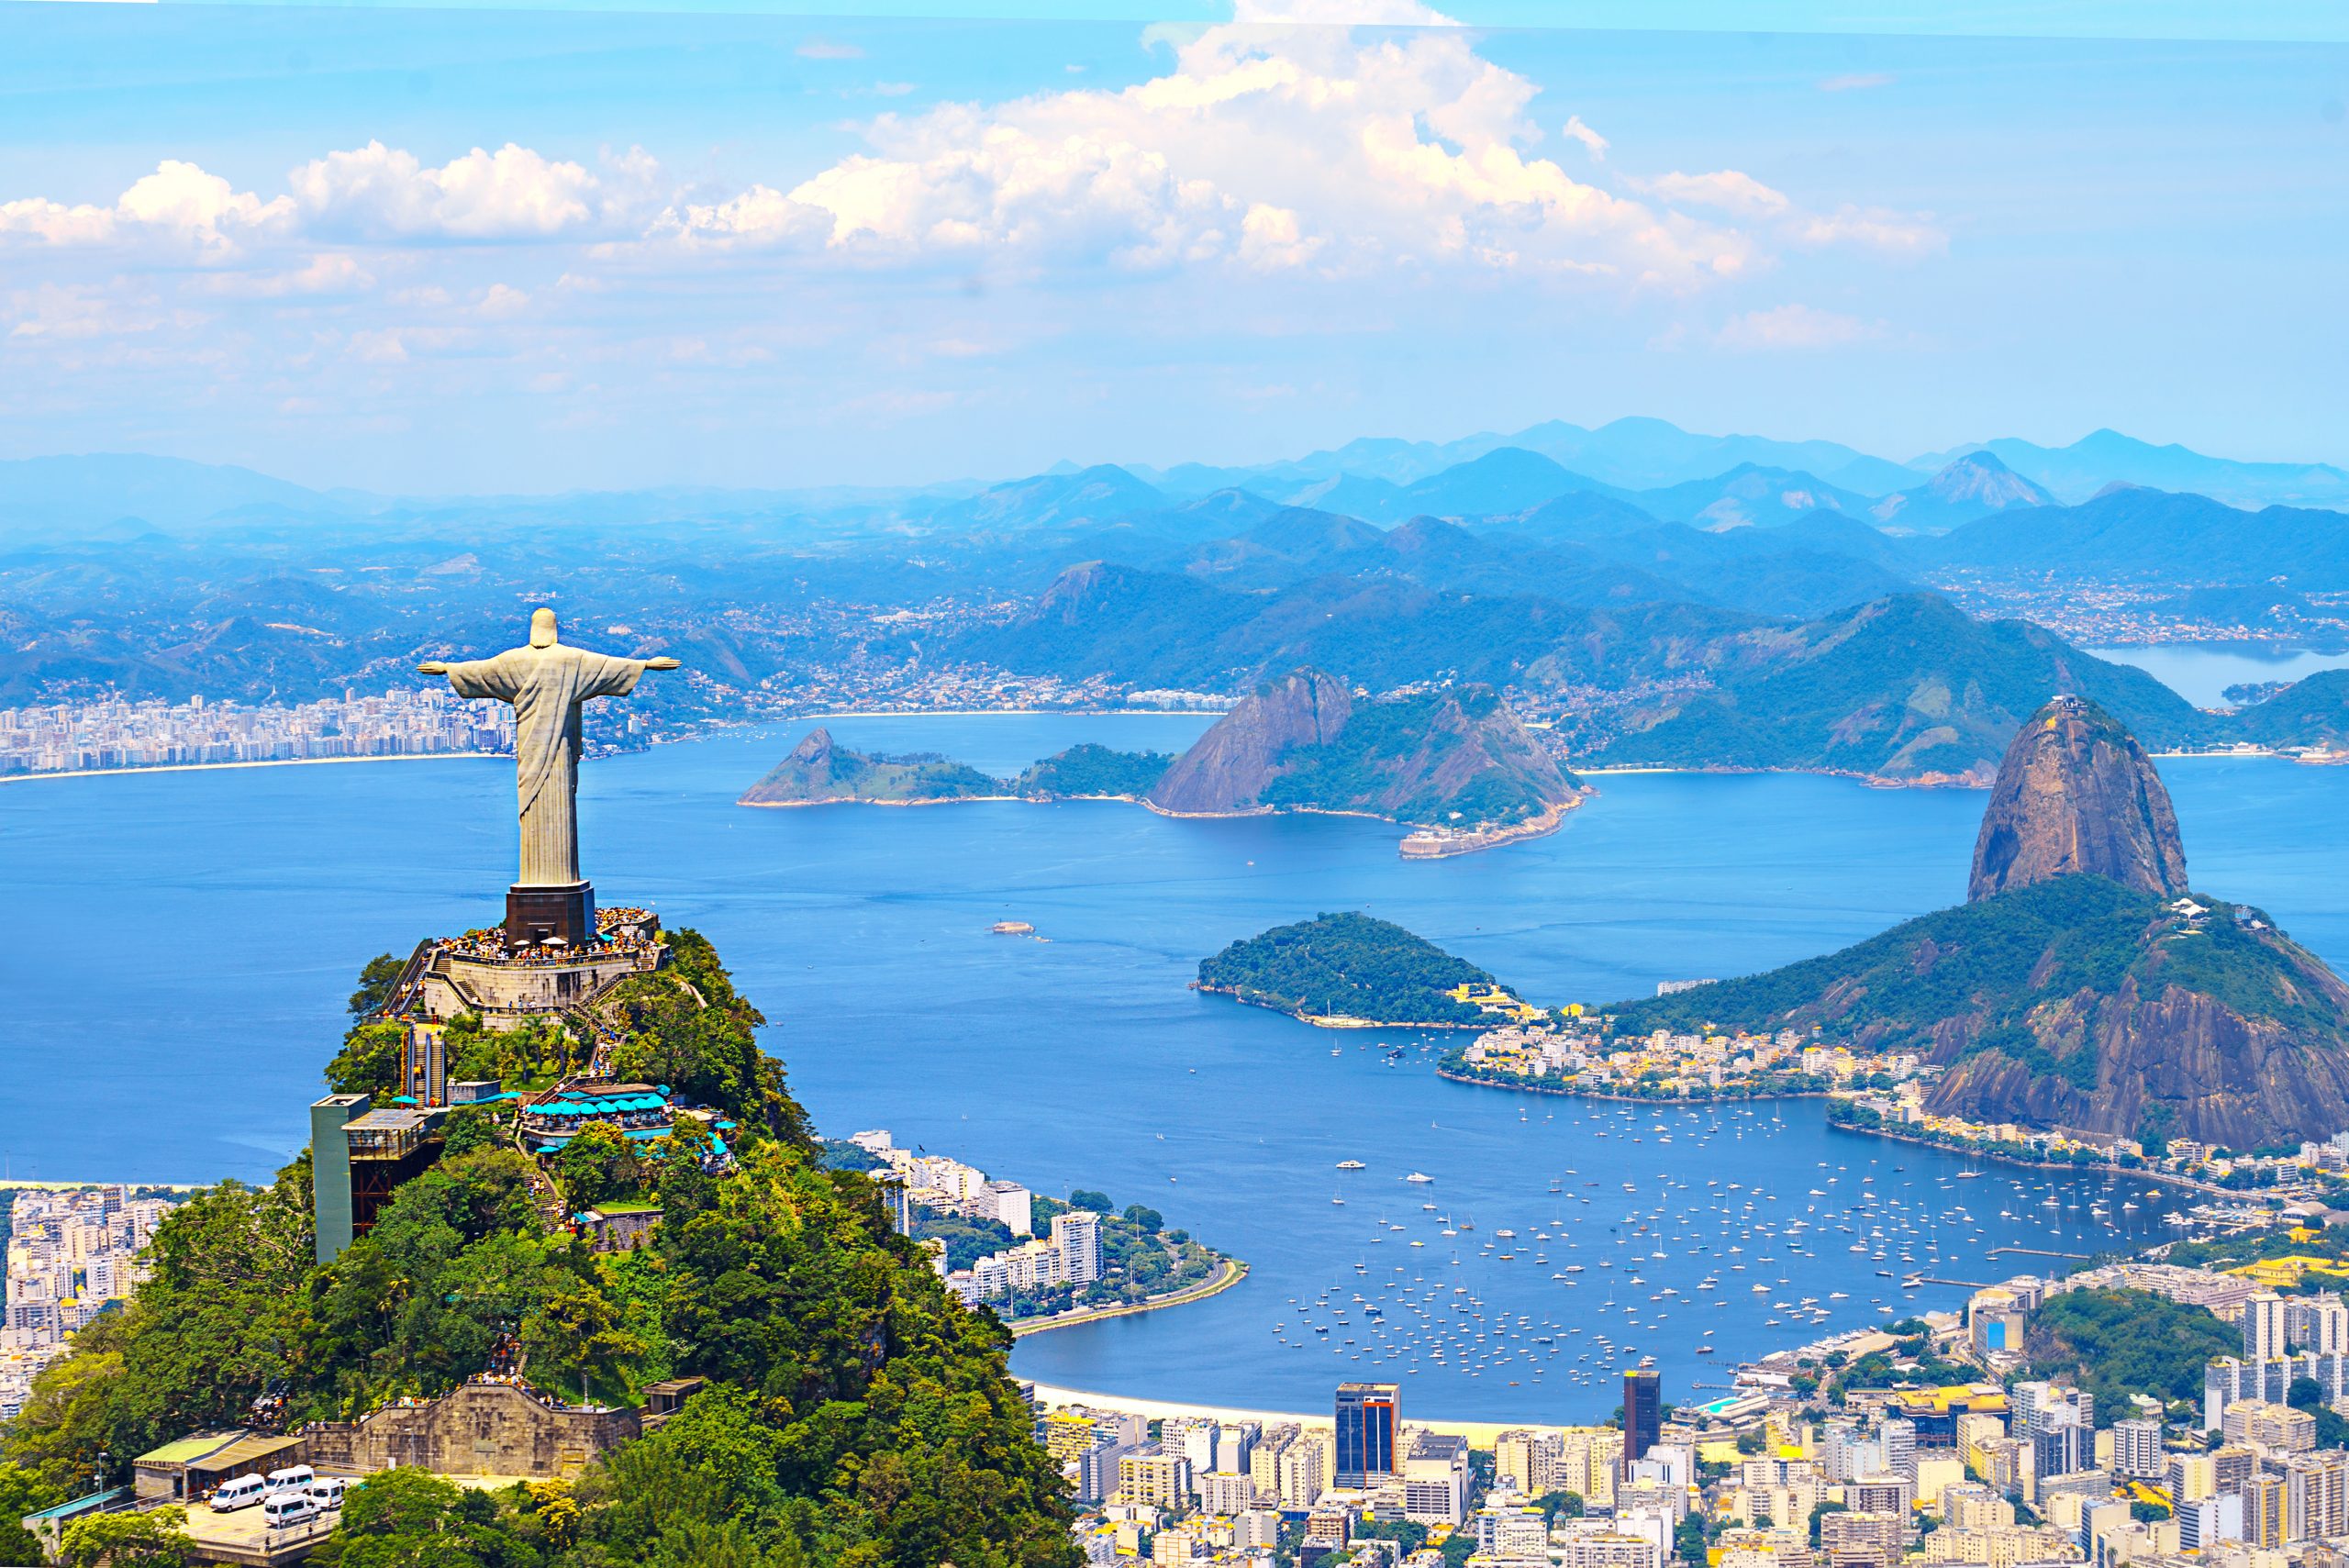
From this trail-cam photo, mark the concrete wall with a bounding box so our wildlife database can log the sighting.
[417,947,662,1029]
[301,1381,639,1480]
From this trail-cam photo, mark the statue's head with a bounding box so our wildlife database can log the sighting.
[529,607,559,649]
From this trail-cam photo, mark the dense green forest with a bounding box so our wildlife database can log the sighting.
[1198,912,1498,1025]
[1,940,1076,1568]
[1010,744,1174,798]
[2026,1288,2237,1422]
[1606,875,2349,1086]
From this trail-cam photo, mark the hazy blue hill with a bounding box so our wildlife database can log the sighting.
[1865,451,2053,533]
[2231,671,2349,748]
[1150,417,1918,496]
[1508,416,1919,495]
[1236,506,1390,561]
[1909,429,2349,510]
[1399,447,1613,517]
[1753,510,1919,574]
[1571,523,1918,619]
[954,562,1736,693]
[1589,593,2216,779]
[0,453,345,533]
[957,562,1261,684]
[1281,472,1419,522]
[930,462,1165,530]
[1481,490,1668,541]
[1169,510,1692,608]
[1932,488,2349,586]
[1631,463,1879,530]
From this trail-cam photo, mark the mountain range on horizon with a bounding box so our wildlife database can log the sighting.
[6,415,2348,538]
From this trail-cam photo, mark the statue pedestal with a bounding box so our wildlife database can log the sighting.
[507,882,596,949]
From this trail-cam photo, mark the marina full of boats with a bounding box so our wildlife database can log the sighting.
[1014,1035,2221,1421]
[1221,1084,2208,1408]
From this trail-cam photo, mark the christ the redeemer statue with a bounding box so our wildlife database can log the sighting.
[420,608,679,947]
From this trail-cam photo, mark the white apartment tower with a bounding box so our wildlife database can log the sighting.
[2246,1291,2290,1361]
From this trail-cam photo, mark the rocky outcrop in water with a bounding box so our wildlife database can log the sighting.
[1610,702,2349,1146]
[1969,695,2188,901]
[1149,670,1353,815]
[1145,669,1579,836]
[738,728,1001,805]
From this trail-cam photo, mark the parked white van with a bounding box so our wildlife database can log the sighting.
[209,1474,267,1512]
[306,1476,350,1510]
[264,1464,315,1495]
[261,1491,318,1531]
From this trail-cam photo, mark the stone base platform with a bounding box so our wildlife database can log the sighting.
[401,906,667,1029]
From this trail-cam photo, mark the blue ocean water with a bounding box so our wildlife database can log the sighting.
[5,709,2346,1419]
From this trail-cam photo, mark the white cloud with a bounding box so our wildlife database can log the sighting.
[0,9,1940,334]
[1633,169,1789,219]
[0,161,293,253]
[205,253,376,298]
[683,15,1756,287]
[287,142,606,239]
[1795,203,1945,256]
[1818,72,1895,93]
[6,284,165,339]
[796,38,864,60]
[475,283,530,317]
[1239,202,1319,269]
[1715,303,1875,350]
[1230,0,1460,21]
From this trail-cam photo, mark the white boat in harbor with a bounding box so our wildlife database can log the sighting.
[1404,1172,1434,1183]
[1336,1160,1366,1170]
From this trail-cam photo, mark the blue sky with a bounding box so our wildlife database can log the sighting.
[2,0,2343,493]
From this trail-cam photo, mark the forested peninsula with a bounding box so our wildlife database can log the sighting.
[1195,911,1506,1028]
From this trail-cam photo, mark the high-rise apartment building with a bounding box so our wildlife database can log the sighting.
[1335,1383,1401,1488]
[1623,1370,1662,1477]
[2111,1418,2164,1479]
[2246,1291,2290,1361]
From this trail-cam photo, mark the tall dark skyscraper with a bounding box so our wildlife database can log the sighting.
[1622,1368,1661,1475]
[1334,1382,1401,1487]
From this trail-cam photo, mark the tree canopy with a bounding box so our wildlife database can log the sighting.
[6,936,1075,1568]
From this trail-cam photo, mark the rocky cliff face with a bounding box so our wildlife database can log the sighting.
[1609,703,2349,1147]
[1969,695,2188,901]
[742,728,848,801]
[1922,949,2349,1149]
[1147,669,1353,815]
[1146,669,1579,830]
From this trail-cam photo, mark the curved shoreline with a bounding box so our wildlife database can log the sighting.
[0,751,506,785]
[1008,1257,1249,1339]
[1433,1064,1831,1101]
[1432,1066,2244,1198]
[1828,1118,2237,1197]
[1197,985,1481,1030]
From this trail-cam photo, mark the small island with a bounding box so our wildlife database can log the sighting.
[1145,669,1586,854]
[740,676,1585,858]
[740,728,1173,806]
[1195,911,1527,1028]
